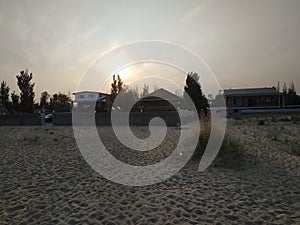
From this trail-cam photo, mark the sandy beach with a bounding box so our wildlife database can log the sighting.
[1,117,299,224]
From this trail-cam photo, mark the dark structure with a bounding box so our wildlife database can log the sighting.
[222,87,281,114]
[135,88,182,111]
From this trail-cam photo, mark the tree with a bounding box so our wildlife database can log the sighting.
[16,70,35,113]
[183,72,209,113]
[50,92,72,111]
[0,81,10,109]
[283,82,288,95]
[40,91,50,111]
[10,91,20,113]
[285,80,300,105]
[110,74,124,103]
[141,84,149,98]
[290,80,295,93]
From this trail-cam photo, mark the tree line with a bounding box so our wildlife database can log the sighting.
[0,70,72,114]
[277,81,300,106]
[109,72,209,113]
[4,69,297,115]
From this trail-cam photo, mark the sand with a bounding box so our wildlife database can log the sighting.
[0,119,299,224]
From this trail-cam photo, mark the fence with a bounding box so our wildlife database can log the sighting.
[53,111,181,126]
[0,114,41,126]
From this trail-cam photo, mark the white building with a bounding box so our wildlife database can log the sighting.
[73,91,110,111]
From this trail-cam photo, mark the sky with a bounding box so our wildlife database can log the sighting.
[0,0,300,100]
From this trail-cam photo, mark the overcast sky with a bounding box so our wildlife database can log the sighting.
[0,0,299,99]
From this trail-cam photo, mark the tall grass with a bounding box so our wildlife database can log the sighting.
[193,114,244,169]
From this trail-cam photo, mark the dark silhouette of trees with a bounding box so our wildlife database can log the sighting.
[284,80,300,105]
[40,91,50,112]
[16,70,35,113]
[0,81,10,110]
[283,82,288,95]
[10,91,20,113]
[50,93,72,111]
[183,72,209,113]
[110,74,124,103]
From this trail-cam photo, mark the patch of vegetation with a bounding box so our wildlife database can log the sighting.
[214,134,244,168]
[278,116,292,122]
[291,148,300,156]
[23,135,40,143]
[271,117,277,123]
[291,116,300,124]
[266,128,279,141]
[193,123,244,169]
[233,116,242,120]
[257,119,265,125]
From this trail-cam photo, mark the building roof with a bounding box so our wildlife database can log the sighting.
[73,91,110,103]
[73,91,110,96]
[224,87,280,97]
[144,88,181,101]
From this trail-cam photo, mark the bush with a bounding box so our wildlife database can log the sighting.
[271,117,277,123]
[193,121,244,169]
[214,134,244,168]
[278,116,291,122]
[233,116,242,120]
[257,119,265,125]
[291,116,300,124]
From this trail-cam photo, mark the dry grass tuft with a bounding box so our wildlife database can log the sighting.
[193,114,244,169]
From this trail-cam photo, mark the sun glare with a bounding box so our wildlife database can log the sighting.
[118,69,128,80]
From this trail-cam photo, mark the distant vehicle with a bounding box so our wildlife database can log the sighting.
[45,113,53,123]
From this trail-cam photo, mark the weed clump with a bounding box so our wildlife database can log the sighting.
[23,135,40,143]
[257,120,265,125]
[193,118,244,169]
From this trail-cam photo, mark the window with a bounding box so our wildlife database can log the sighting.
[80,95,84,99]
